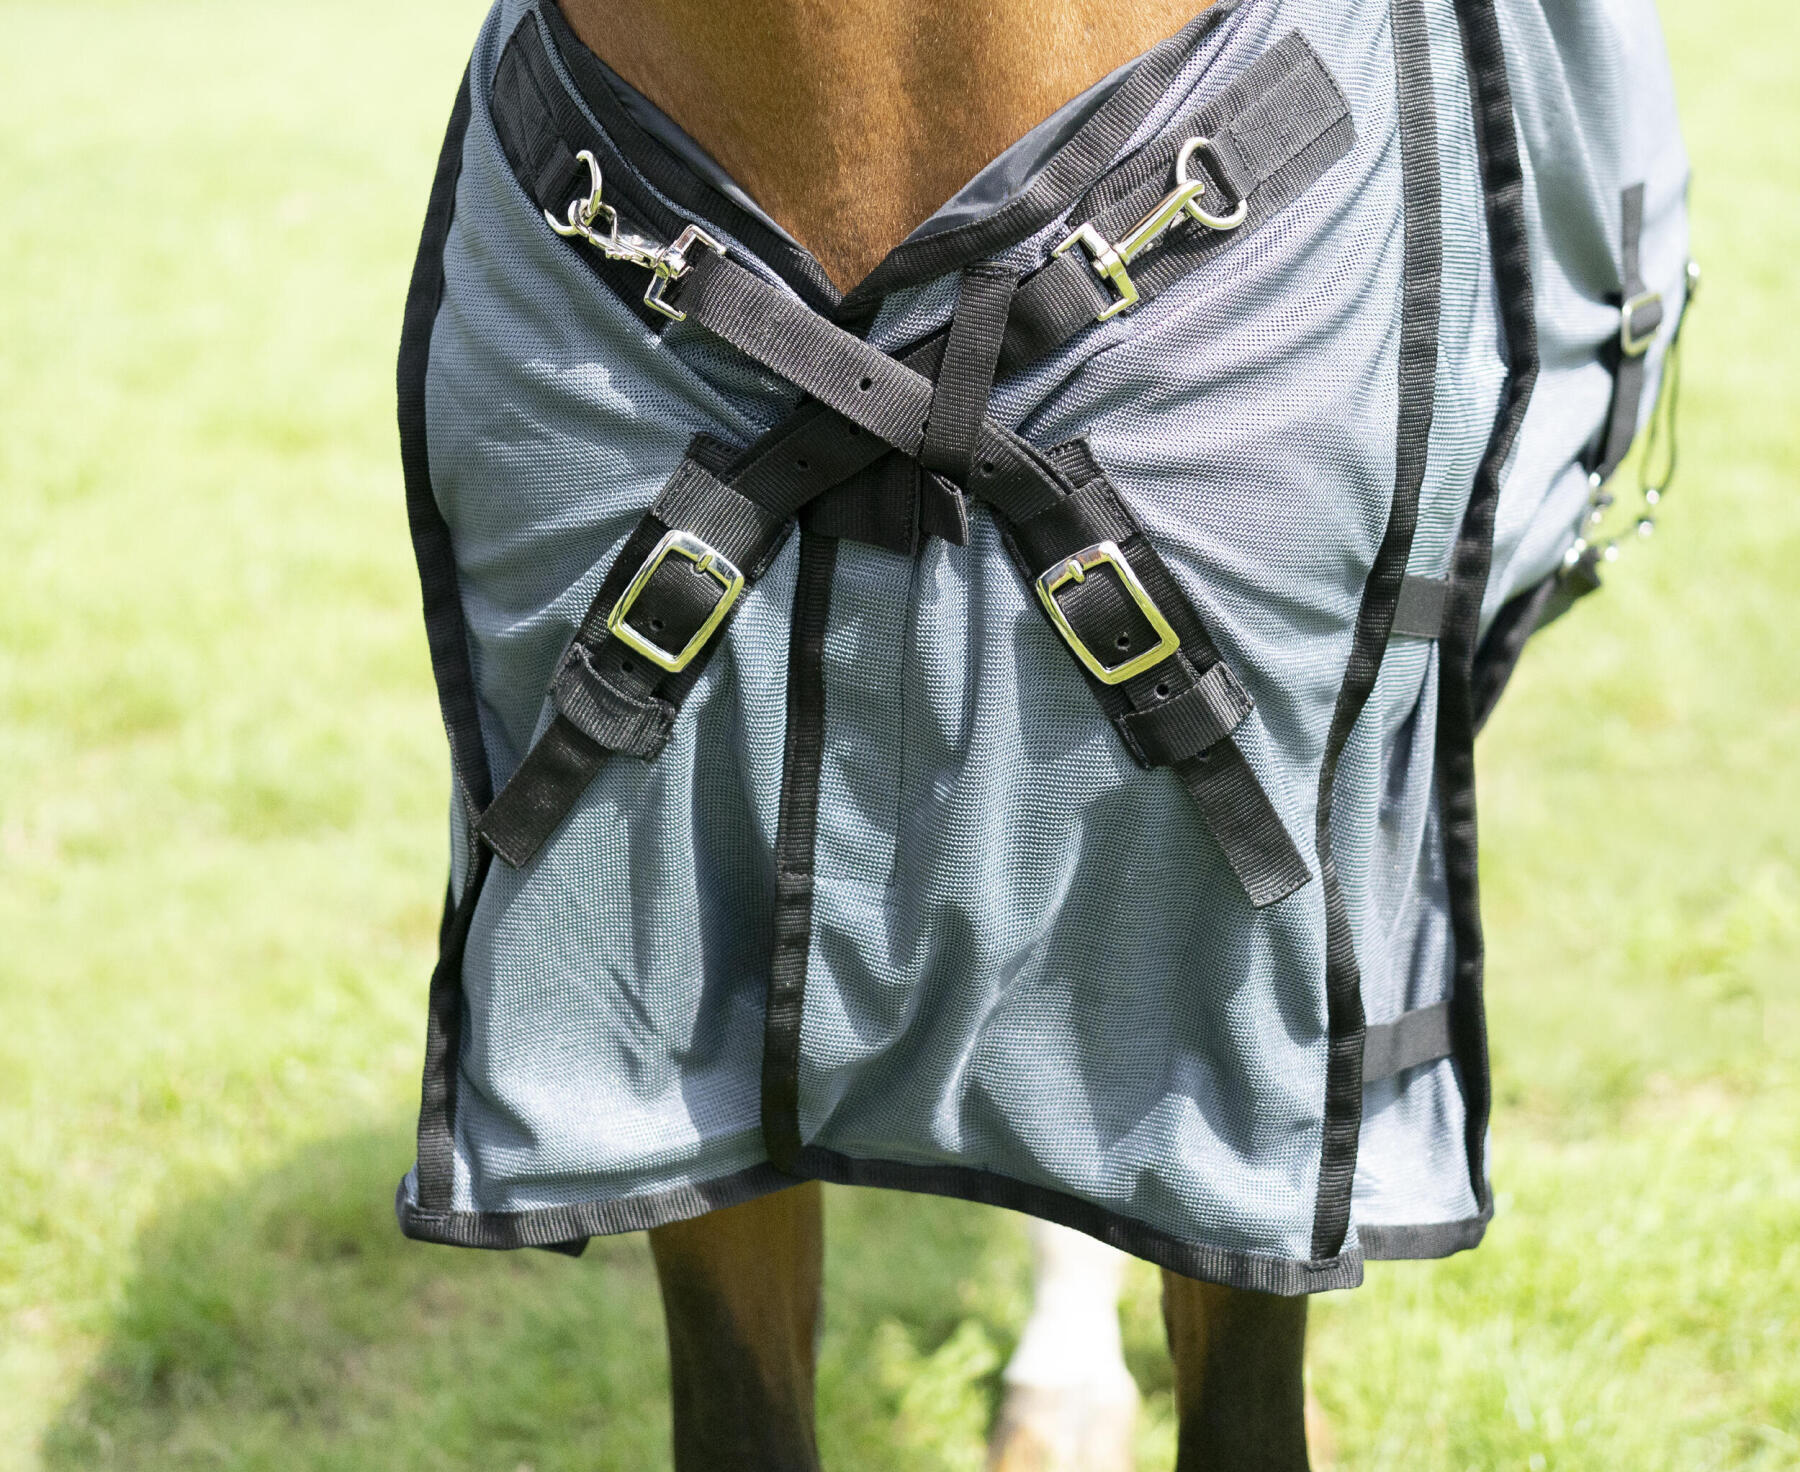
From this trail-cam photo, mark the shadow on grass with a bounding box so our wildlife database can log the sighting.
[41,1125,1048,1472]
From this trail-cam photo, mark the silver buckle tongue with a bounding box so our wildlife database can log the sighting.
[1053,137,1248,322]
[546,150,726,321]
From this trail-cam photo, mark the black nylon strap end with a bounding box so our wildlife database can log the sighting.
[1176,741,1311,908]
[476,715,610,868]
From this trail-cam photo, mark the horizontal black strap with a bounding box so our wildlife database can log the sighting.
[1390,573,1450,639]
[1361,1000,1455,1083]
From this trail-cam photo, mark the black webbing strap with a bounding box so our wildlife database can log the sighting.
[671,249,1070,522]
[921,266,1016,480]
[1390,573,1450,640]
[475,454,793,865]
[999,32,1353,371]
[1361,1001,1454,1083]
[999,442,1311,907]
[1593,182,1663,482]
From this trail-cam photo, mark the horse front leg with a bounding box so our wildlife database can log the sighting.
[1161,1274,1311,1472]
[989,1220,1140,1472]
[648,1181,825,1472]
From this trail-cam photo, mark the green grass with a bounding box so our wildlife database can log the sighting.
[1,1,1794,1467]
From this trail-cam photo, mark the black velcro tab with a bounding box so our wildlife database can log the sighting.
[1390,573,1450,640]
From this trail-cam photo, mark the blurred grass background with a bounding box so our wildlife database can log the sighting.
[1,0,1794,1467]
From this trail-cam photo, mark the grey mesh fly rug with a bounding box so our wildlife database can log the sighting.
[394,0,1691,1292]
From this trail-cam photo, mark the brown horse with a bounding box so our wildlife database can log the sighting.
[553,6,1314,1466]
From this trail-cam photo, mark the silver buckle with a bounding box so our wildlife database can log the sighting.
[1620,288,1663,357]
[545,150,726,322]
[1035,541,1180,685]
[1052,137,1247,322]
[606,530,745,673]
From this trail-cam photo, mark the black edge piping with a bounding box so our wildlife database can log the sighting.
[1306,0,1443,1261]
[396,68,488,1217]
[1435,0,1540,1224]
[398,1149,1364,1295]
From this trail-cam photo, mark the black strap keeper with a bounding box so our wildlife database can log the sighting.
[1119,663,1254,765]
[550,642,678,759]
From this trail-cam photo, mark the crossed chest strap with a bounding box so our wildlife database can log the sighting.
[473,29,1357,909]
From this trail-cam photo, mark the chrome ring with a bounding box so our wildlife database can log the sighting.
[1176,138,1248,230]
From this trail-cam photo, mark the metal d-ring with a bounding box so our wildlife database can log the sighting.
[543,149,610,239]
[1176,138,1248,230]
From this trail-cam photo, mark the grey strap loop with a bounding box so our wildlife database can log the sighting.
[920,265,1016,481]
[1362,1001,1455,1083]
[1390,573,1450,640]
[1594,182,1663,481]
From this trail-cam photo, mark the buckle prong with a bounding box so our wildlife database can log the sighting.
[1035,541,1180,684]
[606,530,745,673]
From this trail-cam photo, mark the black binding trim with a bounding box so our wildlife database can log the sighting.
[792,1147,1360,1294]
[396,68,486,1216]
[399,1161,798,1248]
[1305,0,1444,1264]
[397,1145,1364,1294]
[1359,1205,1492,1261]
[1435,0,1541,1230]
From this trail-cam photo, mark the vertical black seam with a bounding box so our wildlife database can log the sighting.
[760,532,839,1171]
[1439,0,1540,1216]
[1308,0,1443,1262]
[398,68,483,1215]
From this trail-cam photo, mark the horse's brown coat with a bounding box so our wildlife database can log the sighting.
[557,0,1217,290]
